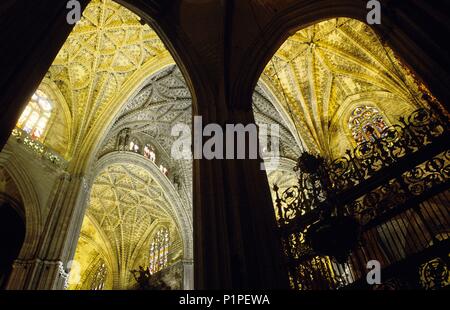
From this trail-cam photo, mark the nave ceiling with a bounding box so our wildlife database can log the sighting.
[72,162,183,289]
[263,18,427,158]
[44,0,169,161]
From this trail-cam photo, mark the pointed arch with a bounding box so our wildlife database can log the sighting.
[94,151,192,262]
[0,151,42,260]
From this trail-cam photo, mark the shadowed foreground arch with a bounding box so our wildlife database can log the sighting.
[0,153,42,262]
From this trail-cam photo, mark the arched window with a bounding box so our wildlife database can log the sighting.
[149,227,169,274]
[159,164,168,176]
[90,262,107,290]
[144,144,156,162]
[129,139,140,153]
[348,106,388,144]
[117,128,130,151]
[17,90,53,139]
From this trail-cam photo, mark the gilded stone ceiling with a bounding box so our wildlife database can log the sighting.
[73,162,182,289]
[45,0,168,159]
[263,18,425,158]
[98,66,193,207]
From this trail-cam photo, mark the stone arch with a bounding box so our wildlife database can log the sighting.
[94,151,193,262]
[71,151,192,289]
[256,78,305,152]
[74,219,116,290]
[0,154,42,260]
[234,1,448,112]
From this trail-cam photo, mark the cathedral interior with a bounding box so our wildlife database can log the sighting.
[0,0,449,291]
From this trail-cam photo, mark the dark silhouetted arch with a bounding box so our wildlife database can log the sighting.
[0,202,25,289]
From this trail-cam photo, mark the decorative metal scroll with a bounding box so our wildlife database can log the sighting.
[350,150,449,226]
[274,107,449,227]
[419,257,449,290]
[328,108,448,192]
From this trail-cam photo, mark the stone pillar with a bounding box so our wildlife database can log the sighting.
[193,101,289,289]
[150,0,290,289]
[6,172,90,290]
[7,259,69,290]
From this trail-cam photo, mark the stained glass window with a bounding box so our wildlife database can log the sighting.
[144,144,156,162]
[90,262,107,290]
[17,90,53,139]
[159,165,168,176]
[149,227,169,274]
[348,106,388,144]
[129,139,140,153]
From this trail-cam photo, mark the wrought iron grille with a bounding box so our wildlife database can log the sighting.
[273,107,450,290]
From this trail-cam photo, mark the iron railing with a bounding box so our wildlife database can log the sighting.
[273,107,450,290]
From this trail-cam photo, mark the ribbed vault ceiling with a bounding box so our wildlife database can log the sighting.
[74,162,181,289]
[46,0,168,158]
[263,18,424,157]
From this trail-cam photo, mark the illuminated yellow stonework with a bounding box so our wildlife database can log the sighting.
[69,216,114,290]
[44,0,172,161]
[28,2,184,289]
[70,163,182,290]
[263,18,428,158]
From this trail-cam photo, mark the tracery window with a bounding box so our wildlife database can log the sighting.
[90,262,107,290]
[144,144,156,162]
[17,90,53,139]
[348,106,388,144]
[149,227,169,274]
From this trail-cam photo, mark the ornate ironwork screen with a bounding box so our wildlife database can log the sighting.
[273,107,450,290]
